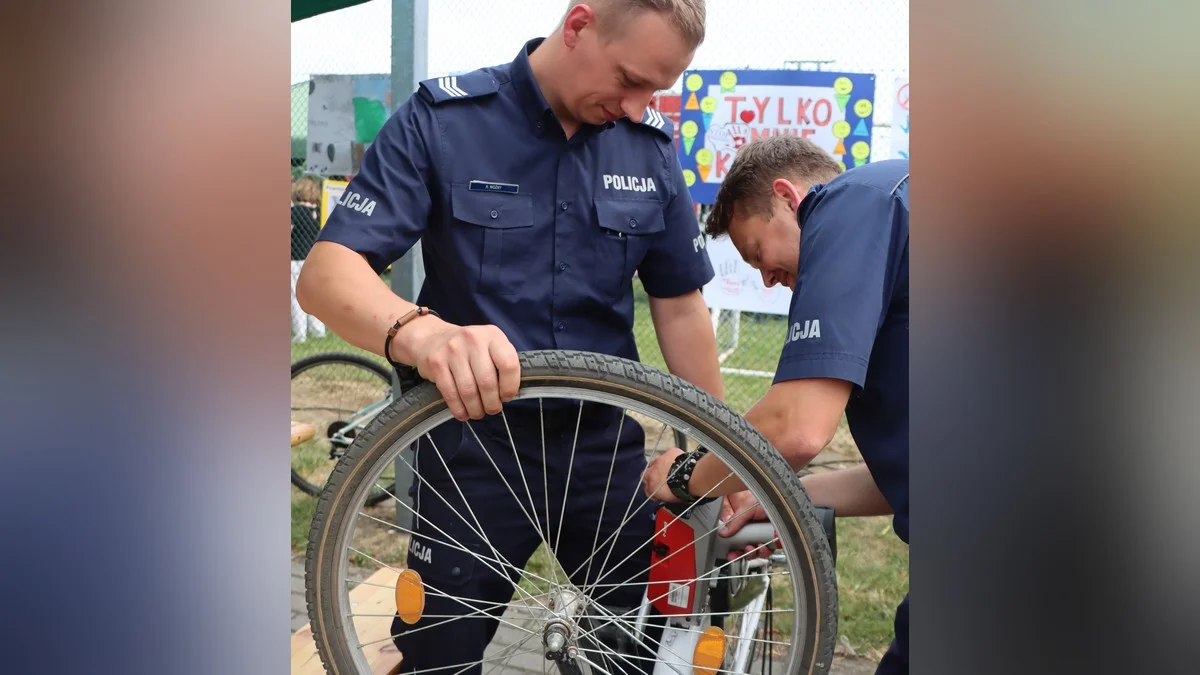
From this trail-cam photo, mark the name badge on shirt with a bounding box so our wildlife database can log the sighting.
[468,180,519,194]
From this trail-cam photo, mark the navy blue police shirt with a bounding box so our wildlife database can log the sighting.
[772,159,910,544]
[317,38,714,363]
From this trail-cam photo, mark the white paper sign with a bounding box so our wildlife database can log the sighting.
[306,74,355,175]
[702,236,794,316]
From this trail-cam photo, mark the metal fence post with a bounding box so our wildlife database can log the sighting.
[391,0,428,531]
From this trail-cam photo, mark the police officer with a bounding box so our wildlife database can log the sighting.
[644,136,910,675]
[296,1,721,673]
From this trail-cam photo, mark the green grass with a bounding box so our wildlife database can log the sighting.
[291,488,318,548]
[834,516,910,660]
[515,544,565,599]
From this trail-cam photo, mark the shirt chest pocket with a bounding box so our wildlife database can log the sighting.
[592,198,666,301]
[451,185,536,297]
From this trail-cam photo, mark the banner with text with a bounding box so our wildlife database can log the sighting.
[678,69,876,205]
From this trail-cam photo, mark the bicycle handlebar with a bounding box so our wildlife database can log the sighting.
[712,522,778,559]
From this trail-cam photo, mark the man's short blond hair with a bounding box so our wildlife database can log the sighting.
[568,0,706,49]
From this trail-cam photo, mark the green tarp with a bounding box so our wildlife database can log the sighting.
[293,0,373,23]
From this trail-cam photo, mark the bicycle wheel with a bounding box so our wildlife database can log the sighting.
[291,352,397,505]
[306,350,838,675]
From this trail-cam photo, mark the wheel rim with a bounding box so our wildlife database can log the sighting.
[313,384,829,675]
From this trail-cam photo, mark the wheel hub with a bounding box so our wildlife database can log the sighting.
[543,587,586,662]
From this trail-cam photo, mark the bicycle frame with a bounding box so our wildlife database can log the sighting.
[324,393,393,455]
[573,498,782,675]
[536,500,781,675]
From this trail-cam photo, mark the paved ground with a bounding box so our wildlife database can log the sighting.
[291,556,309,632]
[291,555,880,673]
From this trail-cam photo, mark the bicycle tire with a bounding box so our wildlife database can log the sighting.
[306,350,839,675]
[291,352,397,505]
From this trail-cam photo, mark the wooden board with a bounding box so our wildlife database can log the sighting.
[292,566,404,675]
[292,421,317,447]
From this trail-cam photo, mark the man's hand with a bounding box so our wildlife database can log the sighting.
[407,323,520,421]
[642,447,684,503]
[719,489,771,560]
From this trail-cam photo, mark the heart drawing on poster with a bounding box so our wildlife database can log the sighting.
[739,110,755,124]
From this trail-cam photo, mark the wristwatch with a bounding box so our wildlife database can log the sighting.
[666,447,718,505]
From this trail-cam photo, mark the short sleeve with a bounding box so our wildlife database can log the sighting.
[635,143,715,298]
[317,93,439,274]
[773,183,901,388]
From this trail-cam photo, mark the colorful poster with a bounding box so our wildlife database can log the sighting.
[352,75,391,144]
[320,179,349,226]
[678,69,876,205]
[891,77,909,160]
[702,236,793,316]
[306,74,392,176]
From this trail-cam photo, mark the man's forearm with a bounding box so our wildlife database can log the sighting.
[296,241,448,363]
[649,291,724,400]
[685,378,849,499]
[684,397,780,498]
[801,463,892,517]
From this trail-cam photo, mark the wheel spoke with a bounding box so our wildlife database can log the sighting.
[577,601,694,670]
[582,413,625,592]
[417,429,554,593]
[499,406,558,586]
[462,419,563,574]
[365,474,546,610]
[584,497,770,611]
[482,630,542,675]
[539,398,557,587]
[573,468,739,599]
[345,546,538,640]
[353,510,556,590]
[550,401,584,567]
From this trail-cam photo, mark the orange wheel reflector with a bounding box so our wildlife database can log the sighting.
[394,568,425,625]
[692,625,726,675]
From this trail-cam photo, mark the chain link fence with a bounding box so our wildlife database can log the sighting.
[290,0,909,415]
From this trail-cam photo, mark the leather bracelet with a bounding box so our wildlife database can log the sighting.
[666,449,718,505]
[383,306,440,371]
